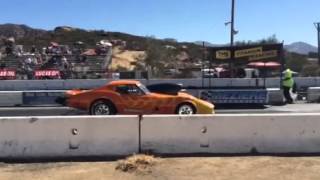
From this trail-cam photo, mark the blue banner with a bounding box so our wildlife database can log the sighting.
[200,89,268,104]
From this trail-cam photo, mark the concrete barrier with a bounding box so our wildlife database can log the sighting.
[146,79,203,87]
[307,87,320,103]
[141,114,320,154]
[267,88,284,105]
[0,78,286,91]
[0,91,23,106]
[2,78,320,91]
[2,114,320,159]
[63,79,109,90]
[265,78,280,88]
[296,77,320,89]
[22,90,65,106]
[0,116,139,159]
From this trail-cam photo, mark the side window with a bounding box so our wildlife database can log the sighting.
[127,85,143,95]
[116,85,129,94]
[116,85,143,95]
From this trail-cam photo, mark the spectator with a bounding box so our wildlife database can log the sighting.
[0,63,6,69]
[24,57,32,65]
[35,54,43,65]
[252,71,257,78]
[31,45,37,54]
[45,46,50,54]
[282,68,295,104]
[236,68,246,78]
[61,56,69,72]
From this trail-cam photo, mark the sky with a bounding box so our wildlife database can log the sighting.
[0,0,320,46]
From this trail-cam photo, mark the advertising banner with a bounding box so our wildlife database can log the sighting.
[0,69,16,80]
[200,89,268,104]
[0,70,16,77]
[22,91,65,105]
[209,43,283,62]
[34,70,60,77]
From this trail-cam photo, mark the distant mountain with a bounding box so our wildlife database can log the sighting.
[193,41,223,47]
[285,42,318,55]
[0,23,47,39]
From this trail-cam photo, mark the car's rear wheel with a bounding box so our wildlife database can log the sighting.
[176,103,196,115]
[90,100,116,115]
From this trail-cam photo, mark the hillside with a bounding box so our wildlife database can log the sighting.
[0,24,47,39]
[1,24,318,76]
[285,42,317,55]
[0,23,198,51]
[0,24,204,72]
[110,48,145,71]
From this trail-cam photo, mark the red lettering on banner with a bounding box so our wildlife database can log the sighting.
[35,70,60,77]
[0,70,16,77]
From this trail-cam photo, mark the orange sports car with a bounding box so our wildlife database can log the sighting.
[57,80,214,115]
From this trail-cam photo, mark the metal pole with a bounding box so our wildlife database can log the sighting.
[280,42,285,90]
[202,42,205,88]
[314,23,320,65]
[230,0,235,78]
[317,23,320,65]
[231,0,235,47]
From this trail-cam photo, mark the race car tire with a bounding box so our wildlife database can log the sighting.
[90,100,116,115]
[175,103,196,115]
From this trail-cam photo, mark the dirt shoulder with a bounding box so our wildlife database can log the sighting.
[1,156,320,180]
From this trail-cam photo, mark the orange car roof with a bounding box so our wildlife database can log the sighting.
[108,80,140,86]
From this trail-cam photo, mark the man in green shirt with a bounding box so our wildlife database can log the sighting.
[282,68,294,104]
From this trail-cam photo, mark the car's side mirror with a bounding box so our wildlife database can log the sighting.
[116,86,129,94]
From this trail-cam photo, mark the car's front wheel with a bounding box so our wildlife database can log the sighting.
[176,103,196,115]
[90,100,116,115]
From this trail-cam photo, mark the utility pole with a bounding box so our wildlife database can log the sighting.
[225,0,238,77]
[230,0,235,47]
[314,22,320,65]
[230,0,236,77]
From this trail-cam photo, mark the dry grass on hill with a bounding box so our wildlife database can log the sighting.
[109,47,145,71]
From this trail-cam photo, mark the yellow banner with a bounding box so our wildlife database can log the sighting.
[248,50,278,61]
[235,47,263,58]
[216,50,231,59]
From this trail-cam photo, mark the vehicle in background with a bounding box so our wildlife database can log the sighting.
[244,68,260,78]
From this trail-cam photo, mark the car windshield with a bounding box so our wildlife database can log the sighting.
[138,83,150,94]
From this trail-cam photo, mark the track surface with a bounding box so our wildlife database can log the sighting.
[1,157,320,180]
[0,103,319,117]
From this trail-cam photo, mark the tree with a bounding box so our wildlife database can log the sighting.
[301,64,320,77]
[285,52,308,73]
[258,34,279,44]
[135,37,179,78]
[235,34,279,46]
[163,38,178,43]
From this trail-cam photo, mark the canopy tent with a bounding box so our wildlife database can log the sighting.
[50,42,59,47]
[247,61,281,68]
[97,40,112,47]
[81,49,97,56]
[74,41,85,46]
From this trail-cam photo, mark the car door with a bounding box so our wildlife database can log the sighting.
[116,84,154,114]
